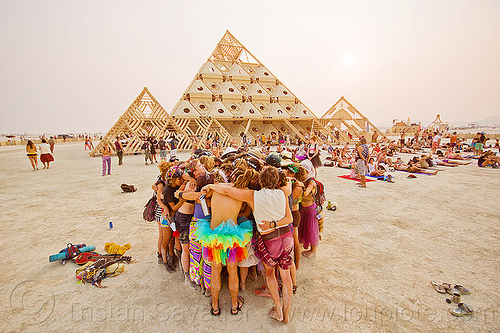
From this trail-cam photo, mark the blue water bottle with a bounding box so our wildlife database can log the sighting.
[109,220,113,229]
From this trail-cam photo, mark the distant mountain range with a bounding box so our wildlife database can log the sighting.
[375,116,500,129]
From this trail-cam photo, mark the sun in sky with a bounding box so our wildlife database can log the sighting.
[344,54,356,66]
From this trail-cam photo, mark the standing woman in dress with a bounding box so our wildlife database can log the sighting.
[298,160,319,258]
[39,139,54,169]
[26,140,39,170]
[307,136,322,175]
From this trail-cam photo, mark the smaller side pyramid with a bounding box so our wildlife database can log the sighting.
[321,97,381,142]
[90,87,191,156]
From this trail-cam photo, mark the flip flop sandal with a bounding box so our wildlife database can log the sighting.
[431,281,447,293]
[293,285,298,294]
[449,303,473,316]
[442,283,453,290]
[209,300,221,316]
[447,284,471,295]
[230,296,245,315]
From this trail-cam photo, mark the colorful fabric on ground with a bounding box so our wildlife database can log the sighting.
[193,218,252,265]
[104,242,131,255]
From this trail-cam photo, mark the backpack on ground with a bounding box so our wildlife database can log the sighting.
[121,184,137,193]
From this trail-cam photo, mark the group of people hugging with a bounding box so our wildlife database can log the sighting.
[149,146,322,323]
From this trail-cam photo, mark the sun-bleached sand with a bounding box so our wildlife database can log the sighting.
[0,141,499,332]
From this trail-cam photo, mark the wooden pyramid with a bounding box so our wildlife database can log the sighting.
[428,114,449,133]
[321,97,381,142]
[90,87,190,156]
[171,30,327,146]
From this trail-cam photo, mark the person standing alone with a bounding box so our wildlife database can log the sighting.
[114,137,124,165]
[101,143,112,176]
[354,137,369,188]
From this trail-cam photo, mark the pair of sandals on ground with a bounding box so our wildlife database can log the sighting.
[431,281,473,316]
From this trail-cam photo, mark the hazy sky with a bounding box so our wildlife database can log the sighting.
[1,0,499,134]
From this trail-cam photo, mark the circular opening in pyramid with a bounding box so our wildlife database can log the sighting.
[283,91,288,95]
[221,66,227,71]
[280,126,286,131]
[264,72,269,76]
[211,84,217,89]
[257,89,262,94]
[197,87,203,91]
[249,109,255,114]
[259,106,265,110]
[231,105,237,110]
[302,110,307,114]
[306,127,311,131]
[249,68,255,73]
[218,109,224,114]
[229,88,234,92]
[266,87,272,92]
[183,108,190,113]
[277,110,283,114]
[199,104,205,109]
[240,85,246,90]
[209,68,215,72]
[286,106,291,111]
[252,127,258,132]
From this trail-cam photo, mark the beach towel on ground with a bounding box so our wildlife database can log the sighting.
[337,175,375,182]
[394,170,435,175]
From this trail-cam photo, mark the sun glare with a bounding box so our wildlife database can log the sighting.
[344,54,356,66]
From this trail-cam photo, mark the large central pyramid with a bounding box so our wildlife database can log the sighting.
[91,31,381,156]
[170,30,326,149]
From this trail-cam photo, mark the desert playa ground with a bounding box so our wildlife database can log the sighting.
[0,141,499,332]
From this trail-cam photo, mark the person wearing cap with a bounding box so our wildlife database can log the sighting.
[266,152,282,168]
[203,166,293,323]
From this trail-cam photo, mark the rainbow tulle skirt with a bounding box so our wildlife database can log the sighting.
[193,218,253,265]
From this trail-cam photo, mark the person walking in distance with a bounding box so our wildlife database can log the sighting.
[48,136,55,153]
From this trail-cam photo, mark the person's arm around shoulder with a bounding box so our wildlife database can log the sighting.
[207,183,255,210]
[260,192,293,231]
